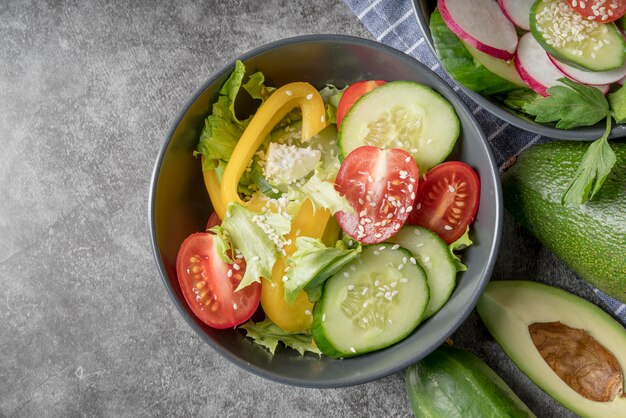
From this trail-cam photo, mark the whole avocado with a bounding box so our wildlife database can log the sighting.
[502,141,625,300]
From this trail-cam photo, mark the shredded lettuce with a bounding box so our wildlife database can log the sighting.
[219,202,291,290]
[284,237,362,304]
[448,226,473,272]
[240,318,320,356]
[319,84,345,125]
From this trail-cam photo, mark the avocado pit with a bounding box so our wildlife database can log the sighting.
[529,321,624,402]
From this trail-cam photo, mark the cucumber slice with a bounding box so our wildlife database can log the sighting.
[338,81,460,172]
[311,245,429,358]
[530,0,626,71]
[388,226,457,319]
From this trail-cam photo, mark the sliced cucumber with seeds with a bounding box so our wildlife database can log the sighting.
[338,81,460,171]
[311,245,429,358]
[530,0,626,71]
[388,226,458,319]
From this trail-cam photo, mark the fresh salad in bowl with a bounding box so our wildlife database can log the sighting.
[430,0,626,204]
[175,61,480,358]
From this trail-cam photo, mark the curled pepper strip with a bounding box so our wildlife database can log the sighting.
[218,82,327,218]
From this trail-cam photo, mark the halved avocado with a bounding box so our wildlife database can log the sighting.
[477,281,626,418]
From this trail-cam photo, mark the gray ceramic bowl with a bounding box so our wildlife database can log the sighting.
[148,34,502,388]
[412,0,626,141]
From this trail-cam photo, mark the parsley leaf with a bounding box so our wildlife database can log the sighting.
[523,78,609,129]
[562,117,617,205]
[521,79,617,204]
[608,84,626,123]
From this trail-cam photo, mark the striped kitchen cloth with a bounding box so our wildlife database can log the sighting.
[342,0,626,325]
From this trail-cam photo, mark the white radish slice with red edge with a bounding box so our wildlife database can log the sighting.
[438,0,518,60]
[549,55,626,86]
[516,33,610,96]
[497,0,533,31]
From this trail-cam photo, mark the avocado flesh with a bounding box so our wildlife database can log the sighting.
[477,281,626,418]
[502,141,626,300]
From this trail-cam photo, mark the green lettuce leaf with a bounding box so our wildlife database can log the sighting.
[194,60,276,188]
[284,237,362,304]
[220,202,291,290]
[243,71,276,103]
[319,84,345,125]
[240,318,321,356]
[208,225,233,263]
[448,226,473,272]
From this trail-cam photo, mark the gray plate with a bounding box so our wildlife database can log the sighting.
[412,0,626,141]
[148,34,502,388]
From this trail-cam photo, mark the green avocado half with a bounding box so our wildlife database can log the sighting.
[477,281,626,418]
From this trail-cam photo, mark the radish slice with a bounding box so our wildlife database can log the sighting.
[438,0,518,60]
[515,33,567,96]
[497,0,533,31]
[549,55,626,86]
[516,33,610,96]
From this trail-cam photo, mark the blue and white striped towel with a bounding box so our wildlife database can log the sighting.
[342,0,626,325]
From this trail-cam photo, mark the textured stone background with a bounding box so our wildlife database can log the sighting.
[0,0,607,416]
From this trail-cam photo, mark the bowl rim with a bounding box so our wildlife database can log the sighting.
[410,0,626,141]
[148,33,503,388]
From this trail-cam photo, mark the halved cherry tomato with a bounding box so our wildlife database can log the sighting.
[407,161,480,244]
[335,146,419,244]
[336,80,386,130]
[176,233,261,329]
[565,0,626,22]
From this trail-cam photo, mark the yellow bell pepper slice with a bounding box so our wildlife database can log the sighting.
[206,82,331,331]
[262,199,333,332]
[220,82,327,212]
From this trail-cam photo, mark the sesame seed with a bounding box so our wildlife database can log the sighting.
[448,185,455,193]
[444,225,453,231]
[379,245,386,250]
[391,290,399,297]
[374,280,380,286]
[306,93,313,100]
[362,317,369,323]
[233,303,238,310]
[348,284,355,290]
[305,309,312,315]
[401,278,409,283]
[373,251,380,255]
[321,115,325,123]
[227,269,233,277]
[350,265,356,271]
[251,255,260,261]
[285,90,293,96]
[363,301,369,308]
[410,257,417,264]
[232,263,240,271]
[343,271,350,278]
[405,156,411,163]
[322,313,326,321]
[391,244,400,250]
[362,287,369,295]
[350,347,356,353]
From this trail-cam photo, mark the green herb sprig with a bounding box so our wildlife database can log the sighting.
[523,78,619,205]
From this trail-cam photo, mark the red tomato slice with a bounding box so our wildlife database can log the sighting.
[176,233,261,329]
[565,0,626,22]
[336,80,386,130]
[407,161,480,244]
[335,146,419,244]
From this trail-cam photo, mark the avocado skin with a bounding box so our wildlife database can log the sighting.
[502,141,626,300]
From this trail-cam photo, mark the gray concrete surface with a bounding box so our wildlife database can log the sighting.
[0,0,608,416]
